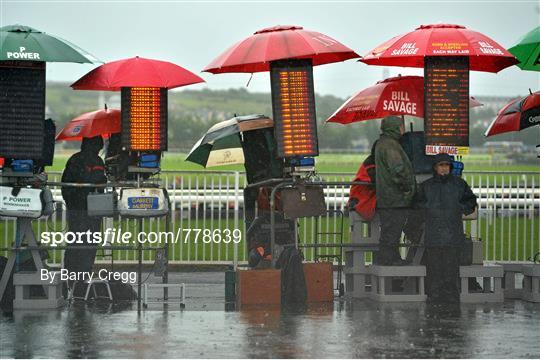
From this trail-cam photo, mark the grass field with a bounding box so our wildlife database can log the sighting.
[48,152,539,174]
[1,214,538,264]
[2,152,538,264]
[43,152,539,190]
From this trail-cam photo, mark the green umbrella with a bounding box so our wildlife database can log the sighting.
[186,114,273,168]
[187,133,244,168]
[0,24,99,63]
[509,26,540,71]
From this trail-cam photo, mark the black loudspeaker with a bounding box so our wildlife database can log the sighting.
[400,131,435,174]
[33,118,56,172]
[0,61,45,160]
[42,118,56,166]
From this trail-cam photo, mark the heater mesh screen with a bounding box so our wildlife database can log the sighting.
[270,59,318,158]
[121,87,168,151]
[0,61,45,160]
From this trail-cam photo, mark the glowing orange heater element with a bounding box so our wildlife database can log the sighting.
[121,87,168,151]
[270,59,318,158]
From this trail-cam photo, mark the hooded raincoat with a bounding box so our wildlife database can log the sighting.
[61,136,107,273]
[416,154,477,247]
[374,116,415,208]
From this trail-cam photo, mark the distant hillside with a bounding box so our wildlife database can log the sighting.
[46,82,368,150]
[46,82,539,151]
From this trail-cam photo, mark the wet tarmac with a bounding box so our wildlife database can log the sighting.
[1,271,540,358]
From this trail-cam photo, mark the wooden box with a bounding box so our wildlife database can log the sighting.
[236,269,281,306]
[304,262,334,302]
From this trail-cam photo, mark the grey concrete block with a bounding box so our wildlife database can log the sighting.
[350,212,380,245]
[522,265,540,303]
[460,265,504,303]
[497,263,524,299]
[368,265,426,302]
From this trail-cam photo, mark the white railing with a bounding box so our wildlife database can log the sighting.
[1,170,539,264]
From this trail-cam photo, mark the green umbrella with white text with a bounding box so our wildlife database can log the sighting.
[0,24,99,63]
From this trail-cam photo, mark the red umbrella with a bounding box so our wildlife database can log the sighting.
[485,92,540,137]
[56,108,120,141]
[71,56,205,91]
[361,24,518,73]
[203,25,360,74]
[326,75,484,124]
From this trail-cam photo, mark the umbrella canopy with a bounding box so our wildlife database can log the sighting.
[509,26,540,71]
[0,24,99,63]
[71,56,205,91]
[56,108,120,141]
[361,24,518,73]
[484,92,540,137]
[326,75,483,124]
[203,25,360,74]
[186,114,273,167]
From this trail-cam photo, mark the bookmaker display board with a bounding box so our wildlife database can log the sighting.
[424,56,470,156]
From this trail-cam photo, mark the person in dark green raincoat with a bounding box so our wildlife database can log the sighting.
[374,116,416,265]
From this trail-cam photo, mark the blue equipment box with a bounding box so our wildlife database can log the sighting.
[11,160,33,172]
[138,153,160,168]
[452,161,464,176]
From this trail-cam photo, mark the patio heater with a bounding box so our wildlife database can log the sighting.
[0,60,58,309]
[268,59,326,264]
[0,60,55,218]
[0,60,55,217]
[116,86,169,217]
[269,59,325,212]
[71,56,204,311]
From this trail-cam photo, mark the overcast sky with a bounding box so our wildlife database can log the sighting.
[2,0,539,98]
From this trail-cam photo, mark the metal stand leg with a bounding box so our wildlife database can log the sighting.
[0,218,47,303]
[143,284,148,308]
[137,218,143,314]
[163,208,170,302]
[84,282,93,301]
[0,253,16,301]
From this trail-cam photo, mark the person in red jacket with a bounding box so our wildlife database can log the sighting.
[349,140,424,266]
[348,142,377,221]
